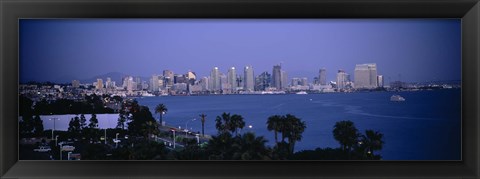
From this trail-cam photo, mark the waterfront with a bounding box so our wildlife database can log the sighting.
[37,89,461,160]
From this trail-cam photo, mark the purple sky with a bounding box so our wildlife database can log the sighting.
[20,19,461,84]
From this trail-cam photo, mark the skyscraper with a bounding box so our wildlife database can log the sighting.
[150,75,160,92]
[377,75,384,88]
[354,63,378,89]
[186,71,196,85]
[96,79,103,89]
[210,67,221,91]
[319,68,327,85]
[336,70,349,89]
[272,65,282,90]
[228,67,237,91]
[281,70,288,89]
[163,70,174,87]
[244,65,254,91]
[255,71,271,91]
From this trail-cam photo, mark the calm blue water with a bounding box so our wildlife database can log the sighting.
[36,89,460,160]
[136,89,461,160]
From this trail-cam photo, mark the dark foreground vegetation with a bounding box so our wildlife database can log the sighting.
[20,95,384,160]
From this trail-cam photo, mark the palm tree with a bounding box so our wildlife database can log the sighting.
[266,115,283,144]
[360,130,384,159]
[333,120,359,152]
[230,114,245,136]
[215,112,231,134]
[284,114,307,154]
[199,113,207,137]
[232,132,270,160]
[154,104,168,126]
[215,113,245,136]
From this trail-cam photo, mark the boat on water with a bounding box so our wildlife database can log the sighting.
[296,91,308,95]
[390,95,405,102]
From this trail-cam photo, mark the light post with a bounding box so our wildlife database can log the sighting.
[104,128,107,145]
[161,111,166,126]
[115,133,119,148]
[55,135,59,146]
[171,129,176,149]
[59,143,63,160]
[49,118,59,141]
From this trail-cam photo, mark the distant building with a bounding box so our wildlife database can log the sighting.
[220,73,230,91]
[244,66,254,91]
[72,80,80,88]
[272,65,282,90]
[174,74,187,84]
[377,75,384,88]
[255,71,271,91]
[163,70,174,87]
[200,77,209,91]
[236,75,243,90]
[319,68,327,85]
[126,76,135,92]
[336,70,349,89]
[210,67,221,91]
[150,75,160,92]
[186,71,196,85]
[105,77,114,89]
[228,67,237,91]
[354,63,378,89]
[281,70,288,89]
[96,79,103,90]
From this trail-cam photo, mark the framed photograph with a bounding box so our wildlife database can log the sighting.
[1,0,479,178]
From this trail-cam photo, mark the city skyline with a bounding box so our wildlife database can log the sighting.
[20,19,461,83]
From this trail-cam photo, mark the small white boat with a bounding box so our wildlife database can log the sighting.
[390,95,405,102]
[296,91,308,95]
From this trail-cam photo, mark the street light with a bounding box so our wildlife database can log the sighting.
[171,129,176,149]
[59,143,63,160]
[49,118,59,141]
[55,135,59,146]
[115,133,119,148]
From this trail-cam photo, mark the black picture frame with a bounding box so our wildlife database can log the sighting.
[1,0,479,178]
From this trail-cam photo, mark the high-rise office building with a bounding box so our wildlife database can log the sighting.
[319,68,327,85]
[272,65,282,90]
[163,70,174,87]
[228,67,237,91]
[135,77,142,90]
[126,76,135,92]
[150,75,160,92]
[236,75,243,90]
[200,77,209,91]
[186,71,196,85]
[244,66,254,91]
[210,67,221,91]
[255,71,271,91]
[377,75,384,88]
[96,79,103,89]
[220,73,230,91]
[105,77,113,89]
[336,70,349,89]
[281,70,288,89]
[354,63,378,89]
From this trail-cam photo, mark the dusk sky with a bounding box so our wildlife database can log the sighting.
[20,19,461,84]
